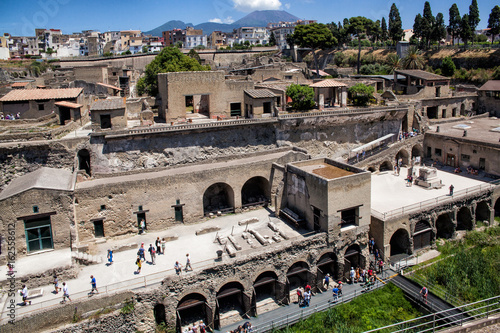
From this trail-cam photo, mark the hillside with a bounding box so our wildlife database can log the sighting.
[144,10,300,36]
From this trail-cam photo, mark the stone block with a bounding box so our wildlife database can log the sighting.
[195,226,221,235]
[227,235,242,250]
[238,217,259,226]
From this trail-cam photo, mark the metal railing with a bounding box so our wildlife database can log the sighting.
[362,295,500,333]
[0,229,320,324]
[252,280,385,332]
[278,105,408,119]
[372,182,497,221]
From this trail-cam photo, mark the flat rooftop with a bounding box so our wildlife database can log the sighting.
[427,117,500,146]
[371,166,492,217]
[299,162,355,180]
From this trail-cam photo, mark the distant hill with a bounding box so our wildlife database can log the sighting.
[144,10,300,36]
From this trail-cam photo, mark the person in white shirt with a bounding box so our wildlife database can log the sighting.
[62,282,72,303]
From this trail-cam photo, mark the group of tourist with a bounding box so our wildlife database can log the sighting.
[0,112,20,120]
[226,321,253,333]
[134,240,192,275]
[183,320,208,333]
[296,284,313,307]
[398,129,420,141]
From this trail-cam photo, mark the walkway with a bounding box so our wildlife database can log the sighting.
[217,269,396,333]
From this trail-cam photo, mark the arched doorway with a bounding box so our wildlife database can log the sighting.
[389,229,411,256]
[367,166,376,173]
[241,176,270,207]
[413,221,433,250]
[203,183,235,216]
[343,244,362,281]
[154,303,166,325]
[177,293,212,332]
[379,161,393,172]
[412,145,423,160]
[475,201,490,225]
[252,271,281,316]
[317,252,338,289]
[436,213,454,239]
[457,207,473,231]
[215,282,248,330]
[396,149,409,166]
[77,149,91,176]
[286,261,311,303]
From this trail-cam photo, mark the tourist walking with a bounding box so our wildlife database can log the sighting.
[140,219,146,234]
[161,238,166,255]
[21,284,31,305]
[107,249,113,265]
[369,238,375,254]
[62,282,72,303]
[136,255,142,274]
[174,261,183,275]
[90,275,98,294]
[420,286,428,304]
[297,286,303,305]
[350,267,355,284]
[53,275,60,294]
[185,253,192,271]
[303,289,311,307]
[332,286,339,302]
[449,184,454,196]
[148,244,156,265]
[338,281,343,295]
[138,243,146,261]
[156,237,161,254]
[324,273,330,290]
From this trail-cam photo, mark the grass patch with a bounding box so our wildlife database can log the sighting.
[273,284,421,333]
[120,299,135,314]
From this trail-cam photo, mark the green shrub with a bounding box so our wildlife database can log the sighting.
[121,300,135,314]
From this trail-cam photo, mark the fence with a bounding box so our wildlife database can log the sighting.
[252,280,385,332]
[371,182,497,221]
[362,295,500,333]
[277,105,408,120]
[0,229,320,325]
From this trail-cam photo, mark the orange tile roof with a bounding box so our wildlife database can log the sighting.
[11,82,29,87]
[54,101,83,108]
[309,79,348,88]
[0,88,83,102]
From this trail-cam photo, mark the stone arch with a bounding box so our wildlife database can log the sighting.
[389,228,411,256]
[316,252,338,280]
[215,281,247,329]
[343,244,362,280]
[177,293,210,331]
[153,303,166,325]
[203,183,235,215]
[286,261,311,290]
[495,197,500,219]
[412,144,423,160]
[379,160,393,172]
[457,206,473,231]
[367,166,376,173]
[253,271,280,308]
[77,149,91,176]
[396,149,410,166]
[475,201,490,224]
[436,212,454,239]
[241,176,270,206]
[413,220,433,250]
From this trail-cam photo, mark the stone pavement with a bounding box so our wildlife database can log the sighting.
[0,208,302,324]
[60,122,92,139]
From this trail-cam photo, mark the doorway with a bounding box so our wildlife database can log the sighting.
[313,206,321,231]
[59,107,71,125]
[446,154,456,167]
[93,219,105,238]
[137,213,146,233]
[263,102,271,114]
[100,114,111,129]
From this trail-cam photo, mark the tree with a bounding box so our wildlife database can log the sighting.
[346,16,375,74]
[487,5,500,44]
[367,20,382,43]
[136,46,210,96]
[402,46,425,69]
[348,83,375,106]
[381,17,388,43]
[413,14,424,48]
[187,49,201,63]
[388,3,404,45]
[386,53,401,89]
[285,84,315,111]
[269,32,276,46]
[285,34,295,49]
[432,13,447,47]
[460,14,475,47]
[441,57,456,76]
[448,4,461,45]
[422,1,435,48]
[291,23,337,78]
[174,41,183,48]
[469,0,480,45]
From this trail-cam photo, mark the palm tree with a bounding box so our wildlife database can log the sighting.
[402,46,425,70]
[386,53,401,90]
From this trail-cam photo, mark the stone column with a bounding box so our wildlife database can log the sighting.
[340,87,347,107]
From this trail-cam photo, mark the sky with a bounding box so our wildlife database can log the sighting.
[0,0,498,36]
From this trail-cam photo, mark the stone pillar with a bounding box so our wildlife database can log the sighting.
[319,94,324,111]
[340,87,347,107]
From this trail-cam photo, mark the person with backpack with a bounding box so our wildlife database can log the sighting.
[296,287,303,306]
[148,244,156,265]
[138,243,145,261]
[324,273,330,290]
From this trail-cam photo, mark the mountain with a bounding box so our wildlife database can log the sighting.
[145,20,193,37]
[144,10,301,36]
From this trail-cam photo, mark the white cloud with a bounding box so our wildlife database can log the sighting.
[284,3,290,9]
[209,17,235,24]
[232,0,282,12]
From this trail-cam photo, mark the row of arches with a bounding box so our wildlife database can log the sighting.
[389,201,493,256]
[202,176,271,215]
[155,245,364,331]
[367,145,423,173]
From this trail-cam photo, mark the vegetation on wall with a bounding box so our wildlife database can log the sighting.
[348,83,375,106]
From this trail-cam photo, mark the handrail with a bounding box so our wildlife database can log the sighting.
[362,294,500,333]
[0,229,320,324]
[372,181,497,221]
[278,105,408,120]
